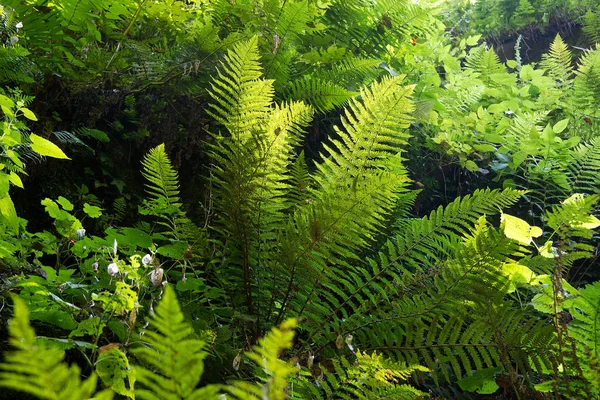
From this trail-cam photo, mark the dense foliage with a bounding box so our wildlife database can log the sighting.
[0,0,599,398]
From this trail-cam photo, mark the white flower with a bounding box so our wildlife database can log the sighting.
[76,228,86,240]
[142,254,152,265]
[107,263,119,276]
[113,239,118,256]
[15,21,23,29]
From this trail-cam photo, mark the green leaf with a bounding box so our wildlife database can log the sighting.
[96,347,135,398]
[466,34,482,46]
[457,367,501,394]
[83,203,102,218]
[20,108,37,121]
[57,196,74,211]
[8,172,23,189]
[30,134,70,159]
[0,94,15,108]
[552,118,569,134]
[506,60,517,69]
[501,213,543,245]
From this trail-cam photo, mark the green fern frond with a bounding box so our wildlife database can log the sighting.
[208,36,274,138]
[284,76,357,113]
[574,45,600,117]
[566,137,600,194]
[0,45,34,84]
[53,131,95,155]
[141,143,181,207]
[541,34,574,84]
[227,319,298,400]
[583,9,600,45]
[0,295,113,400]
[132,285,221,400]
[569,281,600,396]
[465,46,506,85]
[296,351,428,399]
[302,188,524,344]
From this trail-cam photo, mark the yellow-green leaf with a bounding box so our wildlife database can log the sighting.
[30,134,70,159]
[539,241,555,258]
[20,107,37,121]
[8,172,23,189]
[552,118,569,134]
[0,94,15,108]
[501,213,543,245]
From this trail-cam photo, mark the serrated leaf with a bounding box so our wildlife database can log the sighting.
[466,34,481,46]
[30,134,70,159]
[57,196,74,211]
[83,203,102,218]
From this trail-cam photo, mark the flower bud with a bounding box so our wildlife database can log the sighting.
[142,254,152,265]
[107,262,119,276]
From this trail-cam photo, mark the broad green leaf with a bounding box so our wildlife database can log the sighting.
[466,34,481,46]
[501,213,543,245]
[506,59,517,69]
[539,241,555,258]
[96,346,135,398]
[0,94,15,108]
[8,172,23,189]
[20,108,37,121]
[457,367,501,394]
[30,134,70,159]
[83,203,102,218]
[57,196,74,211]
[502,263,537,292]
[552,118,569,134]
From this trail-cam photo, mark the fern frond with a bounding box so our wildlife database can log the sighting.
[141,144,181,207]
[208,36,274,138]
[540,34,574,84]
[0,295,112,400]
[295,351,428,399]
[0,45,34,84]
[226,319,299,400]
[284,76,357,113]
[574,45,600,117]
[569,280,600,392]
[53,130,95,155]
[132,285,221,400]
[302,188,524,344]
[465,46,506,85]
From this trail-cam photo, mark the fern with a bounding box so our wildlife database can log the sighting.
[0,295,113,400]
[464,46,506,85]
[574,45,600,117]
[569,281,600,396]
[284,76,357,113]
[295,351,428,399]
[140,143,201,241]
[141,144,182,208]
[540,34,574,85]
[227,318,299,400]
[132,285,221,400]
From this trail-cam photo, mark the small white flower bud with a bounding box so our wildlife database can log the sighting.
[92,261,99,273]
[107,262,119,276]
[15,22,23,29]
[142,254,152,265]
[76,228,86,240]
